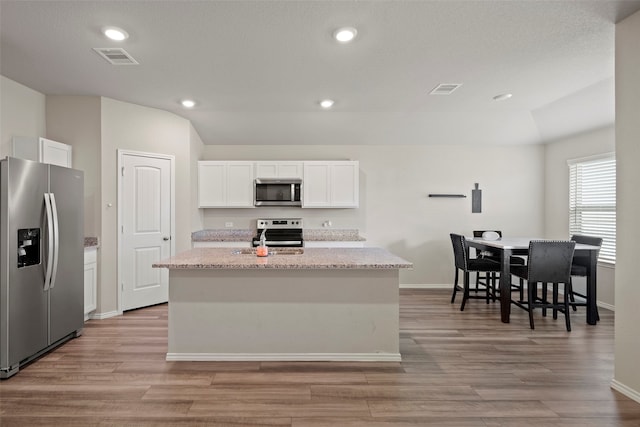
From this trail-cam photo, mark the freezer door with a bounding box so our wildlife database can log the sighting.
[48,165,84,344]
[0,158,49,370]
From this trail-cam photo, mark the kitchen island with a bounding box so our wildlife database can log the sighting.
[153,247,412,362]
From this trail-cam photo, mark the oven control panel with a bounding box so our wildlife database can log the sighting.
[256,218,303,230]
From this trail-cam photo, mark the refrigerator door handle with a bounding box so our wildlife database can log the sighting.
[49,193,60,289]
[43,193,54,291]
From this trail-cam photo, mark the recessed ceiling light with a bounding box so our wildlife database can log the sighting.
[334,27,357,43]
[319,99,334,109]
[103,26,129,41]
[493,93,513,101]
[181,99,195,108]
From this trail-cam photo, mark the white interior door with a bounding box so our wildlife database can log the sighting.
[120,152,172,311]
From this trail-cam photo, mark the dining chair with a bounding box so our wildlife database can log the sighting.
[472,230,525,301]
[450,233,502,311]
[510,240,576,331]
[569,234,603,320]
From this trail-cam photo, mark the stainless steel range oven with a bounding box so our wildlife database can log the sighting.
[252,218,303,247]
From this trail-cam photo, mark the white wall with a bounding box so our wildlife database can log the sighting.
[0,75,46,158]
[613,9,640,402]
[189,122,204,232]
[202,144,545,285]
[100,97,194,314]
[543,125,616,308]
[46,96,101,238]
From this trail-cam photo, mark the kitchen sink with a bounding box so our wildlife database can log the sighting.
[232,248,304,255]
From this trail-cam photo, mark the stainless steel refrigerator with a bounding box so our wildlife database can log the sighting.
[1,156,84,378]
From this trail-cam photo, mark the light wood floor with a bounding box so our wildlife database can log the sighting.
[1,289,640,426]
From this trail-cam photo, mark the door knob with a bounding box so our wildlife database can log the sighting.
[163,237,170,241]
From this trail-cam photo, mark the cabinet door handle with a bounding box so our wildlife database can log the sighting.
[163,237,170,241]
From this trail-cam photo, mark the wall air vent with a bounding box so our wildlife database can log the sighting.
[430,83,462,95]
[93,48,139,65]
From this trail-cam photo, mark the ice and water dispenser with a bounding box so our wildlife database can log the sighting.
[17,228,40,268]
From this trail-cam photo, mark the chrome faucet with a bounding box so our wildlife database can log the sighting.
[260,228,267,246]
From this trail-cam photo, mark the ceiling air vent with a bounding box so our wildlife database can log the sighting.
[93,48,139,65]
[430,83,462,95]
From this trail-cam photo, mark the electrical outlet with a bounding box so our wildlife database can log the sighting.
[225,222,234,228]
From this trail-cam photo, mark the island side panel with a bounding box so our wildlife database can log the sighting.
[167,268,400,361]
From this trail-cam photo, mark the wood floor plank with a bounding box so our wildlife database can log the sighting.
[367,400,558,418]
[142,384,311,401]
[188,400,371,418]
[310,384,481,400]
[475,385,627,401]
[0,289,639,426]
[212,372,368,385]
[98,417,292,426]
[292,417,487,426]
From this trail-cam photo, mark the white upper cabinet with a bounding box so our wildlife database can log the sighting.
[303,161,359,208]
[12,136,73,168]
[198,161,255,208]
[255,161,303,179]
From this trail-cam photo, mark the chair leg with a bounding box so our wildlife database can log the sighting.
[552,283,559,320]
[519,278,524,303]
[528,281,536,330]
[486,272,491,304]
[461,271,470,311]
[541,282,548,317]
[568,278,578,312]
[564,283,572,332]
[451,268,459,304]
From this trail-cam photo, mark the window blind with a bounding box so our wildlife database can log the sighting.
[568,154,616,263]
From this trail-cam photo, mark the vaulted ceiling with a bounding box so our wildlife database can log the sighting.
[2,1,639,145]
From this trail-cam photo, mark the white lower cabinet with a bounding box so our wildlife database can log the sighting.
[84,247,97,318]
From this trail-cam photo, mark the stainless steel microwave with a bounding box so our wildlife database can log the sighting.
[254,178,302,206]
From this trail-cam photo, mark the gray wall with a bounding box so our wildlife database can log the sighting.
[202,144,545,286]
[614,9,640,402]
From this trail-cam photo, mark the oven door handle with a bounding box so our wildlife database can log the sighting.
[254,240,303,246]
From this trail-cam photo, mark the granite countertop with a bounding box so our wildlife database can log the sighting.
[191,229,254,242]
[191,229,366,242]
[153,247,411,270]
[84,237,99,248]
[303,229,365,242]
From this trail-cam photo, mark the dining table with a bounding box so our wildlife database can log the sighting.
[465,237,601,325]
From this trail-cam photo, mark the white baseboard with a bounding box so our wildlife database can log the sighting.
[400,284,449,289]
[166,352,402,362]
[89,310,120,320]
[611,379,640,404]
[598,301,615,312]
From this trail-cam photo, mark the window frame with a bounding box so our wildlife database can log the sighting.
[567,152,616,265]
